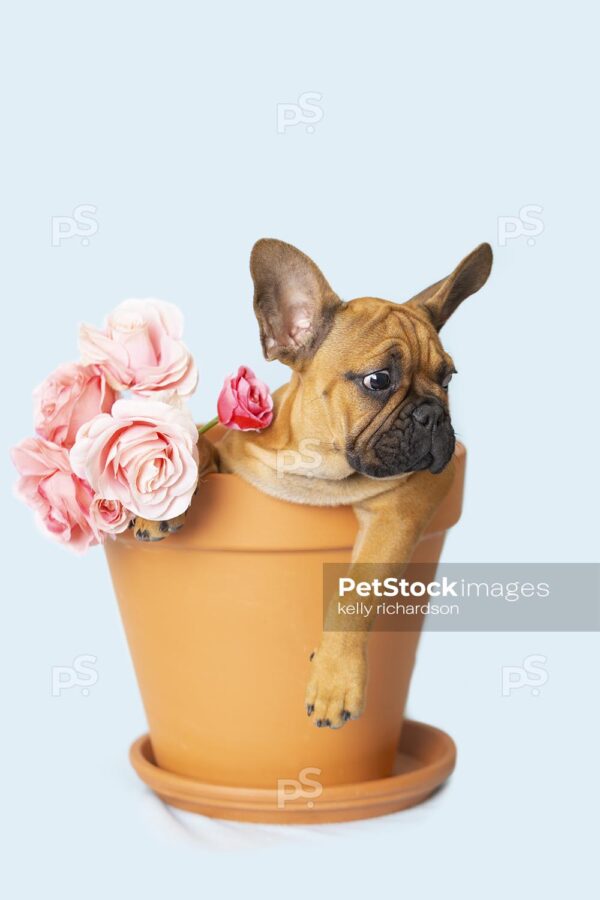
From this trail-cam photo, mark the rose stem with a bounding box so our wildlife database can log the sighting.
[197,416,219,435]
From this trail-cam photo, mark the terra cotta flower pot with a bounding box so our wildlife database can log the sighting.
[104,443,465,824]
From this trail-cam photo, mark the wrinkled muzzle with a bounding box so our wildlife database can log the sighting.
[347,399,455,478]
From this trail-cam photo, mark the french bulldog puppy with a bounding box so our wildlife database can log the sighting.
[134,239,493,728]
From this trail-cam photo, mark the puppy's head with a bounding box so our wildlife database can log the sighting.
[251,239,492,478]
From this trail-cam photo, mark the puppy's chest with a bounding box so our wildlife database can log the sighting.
[217,437,406,507]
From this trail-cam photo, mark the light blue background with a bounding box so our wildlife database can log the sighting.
[1,1,598,897]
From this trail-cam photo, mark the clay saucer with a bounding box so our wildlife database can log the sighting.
[129,719,456,825]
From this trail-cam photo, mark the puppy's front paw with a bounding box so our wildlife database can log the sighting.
[305,638,367,729]
[133,512,187,542]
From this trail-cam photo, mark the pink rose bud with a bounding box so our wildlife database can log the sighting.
[33,362,118,449]
[70,398,199,521]
[11,437,99,552]
[79,298,198,399]
[90,498,132,536]
[217,366,274,431]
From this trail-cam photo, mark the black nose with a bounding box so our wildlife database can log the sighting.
[412,401,442,429]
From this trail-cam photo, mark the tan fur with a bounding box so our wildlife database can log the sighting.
[133,240,492,727]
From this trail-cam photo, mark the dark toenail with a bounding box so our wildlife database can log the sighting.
[306,704,314,716]
[309,651,315,661]
[341,710,351,721]
[316,719,323,727]
[323,718,331,727]
[159,521,169,532]
[136,529,150,541]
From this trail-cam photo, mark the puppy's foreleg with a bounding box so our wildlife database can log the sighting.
[306,463,455,728]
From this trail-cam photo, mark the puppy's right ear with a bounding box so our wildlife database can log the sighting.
[250,239,342,366]
[407,243,493,330]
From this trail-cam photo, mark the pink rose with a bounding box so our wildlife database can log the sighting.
[79,298,198,399]
[11,437,99,552]
[217,366,273,431]
[70,398,199,520]
[33,362,117,449]
[90,498,132,536]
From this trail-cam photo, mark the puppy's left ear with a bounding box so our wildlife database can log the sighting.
[250,238,343,366]
[408,243,493,330]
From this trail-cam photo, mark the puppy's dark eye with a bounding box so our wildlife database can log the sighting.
[363,370,391,391]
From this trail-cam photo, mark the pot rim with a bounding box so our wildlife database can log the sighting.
[111,443,465,553]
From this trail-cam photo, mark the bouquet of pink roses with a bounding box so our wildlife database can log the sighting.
[11,299,273,552]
